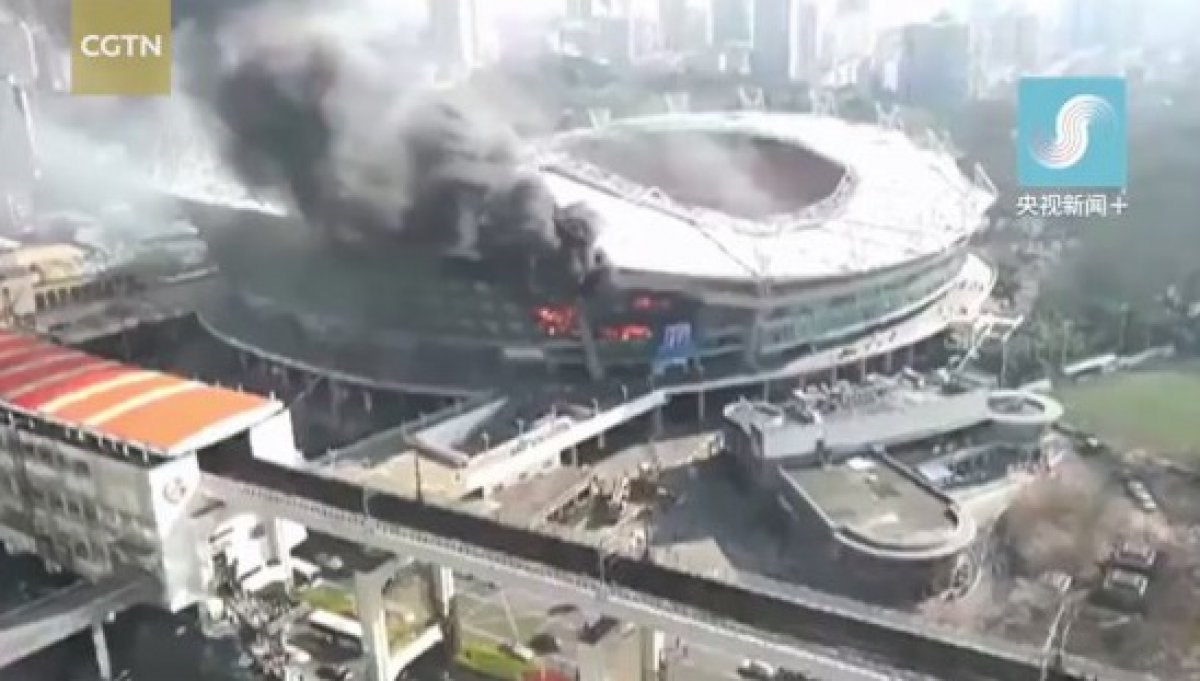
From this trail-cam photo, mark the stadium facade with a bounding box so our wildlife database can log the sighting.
[203,111,996,392]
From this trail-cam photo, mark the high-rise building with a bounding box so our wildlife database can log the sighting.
[789,1,822,83]
[1061,0,1142,52]
[660,0,692,52]
[749,0,821,84]
[428,0,480,73]
[826,0,873,68]
[566,0,596,21]
[898,17,970,110]
[751,0,792,83]
[711,0,754,48]
[987,10,1041,70]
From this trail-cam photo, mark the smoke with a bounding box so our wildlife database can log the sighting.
[567,130,783,220]
[205,1,608,297]
[997,460,1169,579]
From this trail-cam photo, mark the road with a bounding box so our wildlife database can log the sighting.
[453,575,746,681]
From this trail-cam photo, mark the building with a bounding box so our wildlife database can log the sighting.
[789,1,822,83]
[721,373,1063,598]
[567,0,596,21]
[559,0,662,65]
[427,0,481,74]
[710,0,754,47]
[825,0,873,68]
[0,242,137,326]
[897,17,970,110]
[1060,0,1142,52]
[659,0,693,52]
[752,0,817,84]
[206,111,995,394]
[0,330,305,611]
[986,10,1041,71]
[0,19,37,236]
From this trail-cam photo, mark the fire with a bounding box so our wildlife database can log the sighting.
[533,305,578,337]
[601,324,652,342]
[631,294,669,311]
[534,306,652,343]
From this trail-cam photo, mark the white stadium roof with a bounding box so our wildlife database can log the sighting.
[534,112,995,283]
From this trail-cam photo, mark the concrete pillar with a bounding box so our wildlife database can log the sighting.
[905,344,916,369]
[331,382,344,420]
[883,350,894,374]
[639,627,664,681]
[697,390,706,423]
[830,363,838,384]
[354,570,391,681]
[761,381,770,401]
[578,641,608,681]
[743,311,767,368]
[858,357,868,381]
[431,565,455,619]
[570,446,580,467]
[92,621,112,681]
[650,407,664,440]
[266,518,293,585]
[594,402,606,450]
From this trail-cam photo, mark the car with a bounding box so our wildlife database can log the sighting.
[1094,568,1150,613]
[528,632,561,655]
[1078,436,1109,456]
[738,659,777,680]
[1110,540,1159,574]
[1124,480,1159,513]
[500,642,536,662]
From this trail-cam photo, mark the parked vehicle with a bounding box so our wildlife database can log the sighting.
[738,659,777,680]
[1124,479,1159,513]
[1110,541,1159,575]
[1094,568,1150,613]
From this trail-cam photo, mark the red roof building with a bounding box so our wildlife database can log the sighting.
[0,330,281,456]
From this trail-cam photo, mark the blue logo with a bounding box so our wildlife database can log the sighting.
[1017,77,1126,188]
[653,322,695,374]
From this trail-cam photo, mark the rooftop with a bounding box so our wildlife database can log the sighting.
[537,112,994,281]
[0,330,281,455]
[782,455,973,560]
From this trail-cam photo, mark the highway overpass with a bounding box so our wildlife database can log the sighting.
[200,451,1148,681]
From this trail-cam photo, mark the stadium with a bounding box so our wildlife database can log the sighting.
[198,111,997,394]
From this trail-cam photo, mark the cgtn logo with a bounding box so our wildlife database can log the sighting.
[79,34,165,59]
[70,0,172,95]
[1017,77,1127,189]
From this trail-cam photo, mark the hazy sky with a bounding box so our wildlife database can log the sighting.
[477,0,1072,26]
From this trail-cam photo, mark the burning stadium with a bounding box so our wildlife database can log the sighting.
[185,6,996,393]
[199,104,995,393]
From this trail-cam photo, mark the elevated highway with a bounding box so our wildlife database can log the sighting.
[0,569,157,669]
[200,453,1148,681]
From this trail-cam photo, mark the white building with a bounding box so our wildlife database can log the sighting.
[427,0,483,74]
[0,330,305,611]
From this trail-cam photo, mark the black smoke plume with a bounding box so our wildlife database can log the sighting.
[209,10,608,298]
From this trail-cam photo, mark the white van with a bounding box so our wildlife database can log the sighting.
[738,659,776,679]
[501,642,536,662]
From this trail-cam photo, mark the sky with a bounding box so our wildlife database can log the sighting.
[476,0,1074,27]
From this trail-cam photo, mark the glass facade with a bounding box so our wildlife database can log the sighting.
[758,253,966,355]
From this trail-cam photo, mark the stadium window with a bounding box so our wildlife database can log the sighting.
[72,461,90,479]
